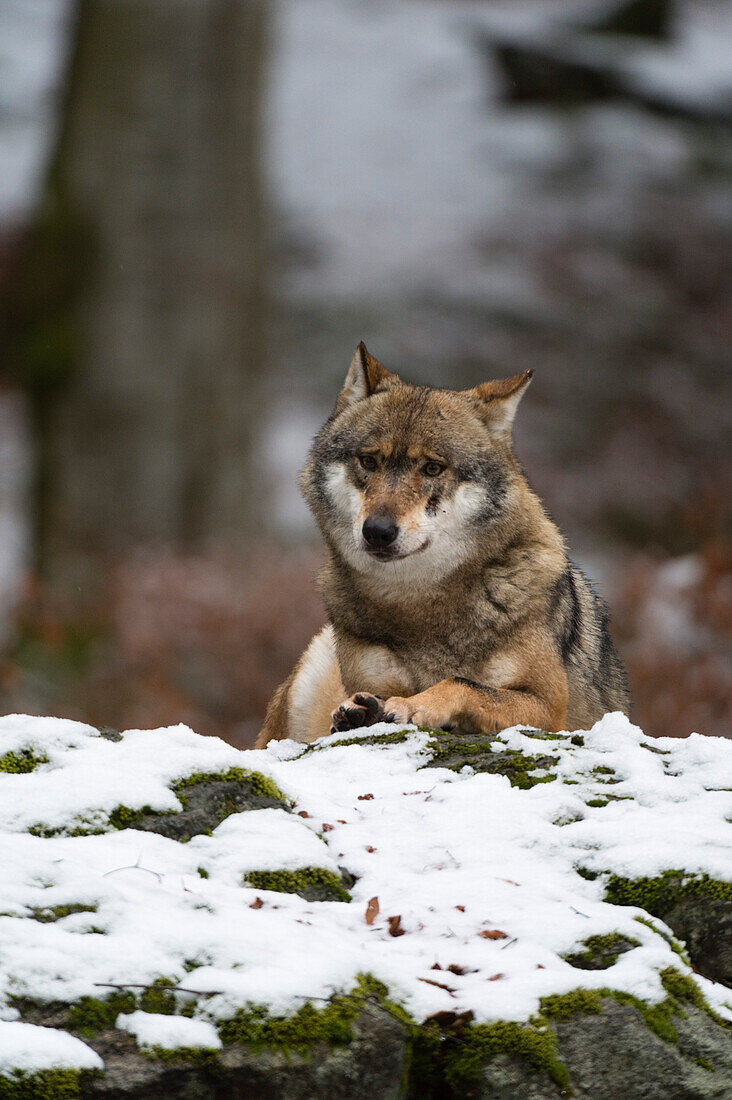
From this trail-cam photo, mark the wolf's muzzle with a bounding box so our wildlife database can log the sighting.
[362,513,398,552]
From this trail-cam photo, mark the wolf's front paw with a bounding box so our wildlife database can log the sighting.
[330,692,385,734]
[383,695,456,732]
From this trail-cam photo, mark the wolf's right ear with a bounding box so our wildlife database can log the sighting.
[334,342,399,414]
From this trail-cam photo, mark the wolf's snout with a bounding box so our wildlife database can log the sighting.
[362,513,398,550]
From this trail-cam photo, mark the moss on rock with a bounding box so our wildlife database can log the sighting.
[564,933,640,971]
[172,767,287,805]
[243,867,352,902]
[603,870,732,916]
[423,732,558,789]
[0,1069,94,1100]
[0,749,49,774]
[29,904,97,924]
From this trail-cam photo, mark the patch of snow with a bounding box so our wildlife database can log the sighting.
[0,1020,102,1074]
[0,711,730,1078]
[116,1011,221,1052]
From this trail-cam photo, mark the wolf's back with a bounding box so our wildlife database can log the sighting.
[556,563,630,729]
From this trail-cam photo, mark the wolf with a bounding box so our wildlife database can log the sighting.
[256,343,629,746]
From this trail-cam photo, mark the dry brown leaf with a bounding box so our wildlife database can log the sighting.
[478,929,508,940]
[249,898,264,909]
[387,915,406,937]
[488,973,505,981]
[365,896,379,926]
[322,823,334,832]
[357,793,374,801]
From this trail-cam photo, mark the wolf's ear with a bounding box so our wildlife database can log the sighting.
[335,342,399,414]
[471,370,533,435]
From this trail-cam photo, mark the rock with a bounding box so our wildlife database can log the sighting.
[1,714,731,1098]
[553,998,732,1100]
[664,900,732,990]
[132,772,289,843]
[79,999,409,1099]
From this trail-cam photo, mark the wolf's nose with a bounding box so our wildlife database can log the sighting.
[362,514,398,549]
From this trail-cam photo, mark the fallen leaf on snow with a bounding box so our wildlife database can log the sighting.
[387,915,406,937]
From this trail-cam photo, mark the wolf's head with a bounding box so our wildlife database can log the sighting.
[301,343,533,580]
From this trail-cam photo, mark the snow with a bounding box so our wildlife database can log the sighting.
[0,1021,102,1075]
[0,711,730,1077]
[116,1012,221,1052]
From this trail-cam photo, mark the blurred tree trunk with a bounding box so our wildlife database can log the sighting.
[26,0,268,596]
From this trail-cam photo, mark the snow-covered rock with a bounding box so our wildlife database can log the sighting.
[0,712,730,1098]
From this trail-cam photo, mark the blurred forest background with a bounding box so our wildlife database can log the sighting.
[0,0,729,745]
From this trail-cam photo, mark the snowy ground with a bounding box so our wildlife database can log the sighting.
[0,711,730,1076]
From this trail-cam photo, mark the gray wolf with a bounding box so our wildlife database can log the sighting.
[256,343,629,746]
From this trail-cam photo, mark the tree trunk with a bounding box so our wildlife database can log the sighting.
[34,0,268,594]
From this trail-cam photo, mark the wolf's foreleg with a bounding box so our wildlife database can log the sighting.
[256,625,346,746]
[382,639,569,734]
[383,678,567,734]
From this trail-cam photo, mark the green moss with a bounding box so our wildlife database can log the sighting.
[243,867,351,902]
[139,978,178,1016]
[30,903,97,923]
[219,975,398,1054]
[587,798,610,808]
[143,1046,218,1065]
[564,933,640,970]
[29,768,287,840]
[316,730,411,750]
[0,1070,93,1100]
[197,867,209,879]
[67,991,136,1036]
[444,1019,570,1094]
[425,733,558,789]
[604,871,732,917]
[541,988,605,1020]
[634,916,690,962]
[172,767,288,805]
[542,984,678,1044]
[576,867,599,881]
[570,735,585,747]
[0,749,49,774]
[541,969,730,1048]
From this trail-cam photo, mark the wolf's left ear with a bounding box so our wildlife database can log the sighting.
[471,370,533,435]
[335,342,400,414]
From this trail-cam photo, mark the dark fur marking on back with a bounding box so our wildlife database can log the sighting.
[551,567,582,662]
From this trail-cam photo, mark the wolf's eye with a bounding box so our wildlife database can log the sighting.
[359,454,378,471]
[422,461,445,477]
